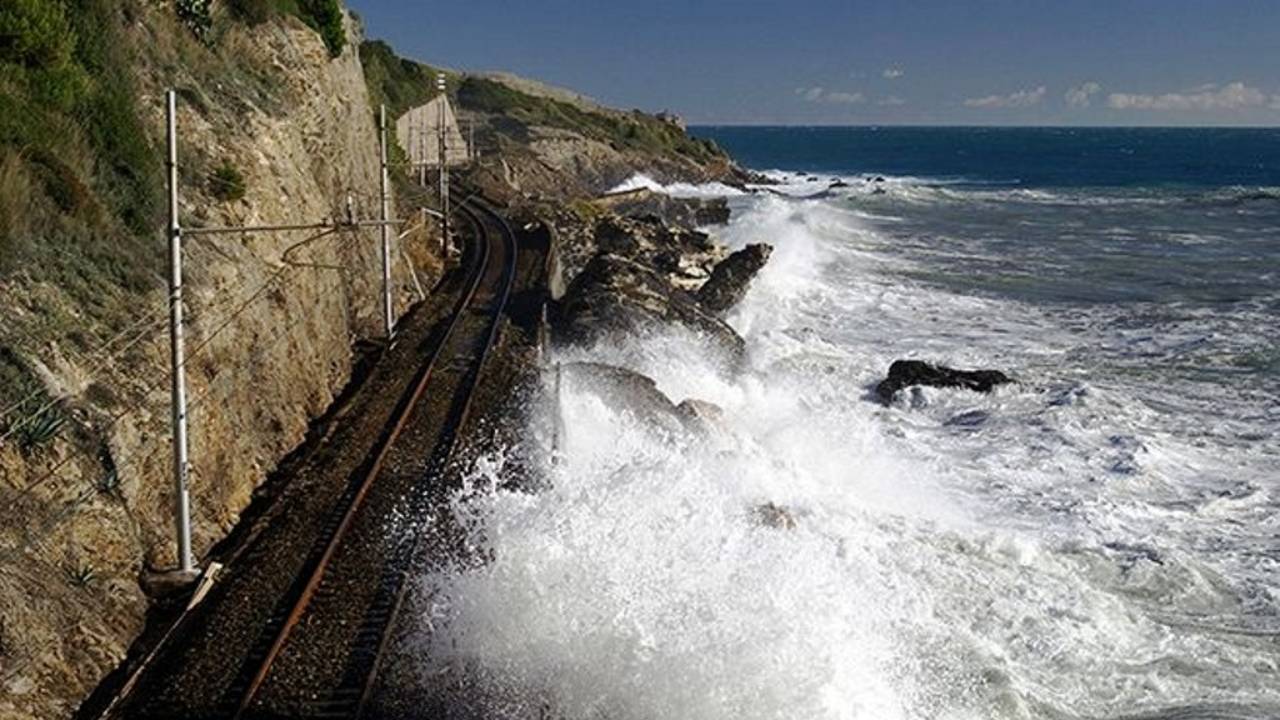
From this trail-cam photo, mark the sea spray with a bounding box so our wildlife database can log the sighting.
[418,171,1280,719]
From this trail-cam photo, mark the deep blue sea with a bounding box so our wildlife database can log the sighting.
[694,126,1280,188]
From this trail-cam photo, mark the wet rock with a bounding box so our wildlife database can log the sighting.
[875,360,1012,404]
[697,243,773,315]
[578,214,726,292]
[560,362,686,433]
[556,252,746,365]
[753,502,797,530]
[675,398,727,435]
[829,179,850,188]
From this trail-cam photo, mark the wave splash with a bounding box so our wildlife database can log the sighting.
[416,178,1280,719]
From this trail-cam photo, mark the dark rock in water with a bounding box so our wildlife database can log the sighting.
[753,502,797,530]
[944,409,990,428]
[873,176,886,183]
[871,187,887,195]
[556,252,746,365]
[697,243,773,315]
[1102,541,1164,567]
[829,179,850,188]
[875,360,1012,404]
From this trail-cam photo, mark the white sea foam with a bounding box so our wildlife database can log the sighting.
[607,173,747,199]
[417,178,1280,719]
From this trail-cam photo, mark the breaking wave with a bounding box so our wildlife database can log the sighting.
[416,174,1280,719]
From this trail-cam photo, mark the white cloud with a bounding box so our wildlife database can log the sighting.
[1272,95,1280,110]
[1107,81,1267,111]
[796,86,825,102]
[1065,82,1102,108]
[796,86,865,104]
[878,96,906,107]
[825,91,864,104]
[883,67,904,80]
[964,86,1046,109]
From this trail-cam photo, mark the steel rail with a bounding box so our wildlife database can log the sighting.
[353,198,519,719]
[231,196,517,719]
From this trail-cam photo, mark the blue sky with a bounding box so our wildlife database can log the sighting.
[348,1,1280,126]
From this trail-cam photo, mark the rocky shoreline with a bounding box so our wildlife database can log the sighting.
[539,188,769,378]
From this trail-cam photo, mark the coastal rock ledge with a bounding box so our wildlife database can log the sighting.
[697,243,773,315]
[556,253,746,364]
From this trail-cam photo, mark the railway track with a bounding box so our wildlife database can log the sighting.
[229,199,517,719]
[106,198,517,720]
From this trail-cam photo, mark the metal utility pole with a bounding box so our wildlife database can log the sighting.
[165,90,195,575]
[437,73,449,256]
[379,105,394,340]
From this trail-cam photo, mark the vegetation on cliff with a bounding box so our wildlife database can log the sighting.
[0,0,160,290]
[360,38,737,190]
[360,39,458,118]
[456,75,721,162]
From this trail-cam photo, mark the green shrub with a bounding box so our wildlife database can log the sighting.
[28,147,91,213]
[0,0,162,314]
[360,40,451,117]
[175,0,212,43]
[228,0,273,24]
[0,0,75,69]
[297,0,345,58]
[209,161,246,202]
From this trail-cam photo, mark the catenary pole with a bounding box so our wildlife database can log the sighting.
[438,73,449,256]
[379,105,394,339]
[165,90,195,574]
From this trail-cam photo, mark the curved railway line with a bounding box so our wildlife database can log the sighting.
[105,197,518,720]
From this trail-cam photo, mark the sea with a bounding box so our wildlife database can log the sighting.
[420,127,1280,719]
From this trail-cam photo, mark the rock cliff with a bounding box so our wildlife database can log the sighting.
[0,6,426,718]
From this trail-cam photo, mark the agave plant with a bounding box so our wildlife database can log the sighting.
[66,562,96,588]
[16,407,65,454]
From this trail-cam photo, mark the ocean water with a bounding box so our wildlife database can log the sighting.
[418,128,1280,719]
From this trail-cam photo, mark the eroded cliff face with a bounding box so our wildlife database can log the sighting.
[0,8,429,718]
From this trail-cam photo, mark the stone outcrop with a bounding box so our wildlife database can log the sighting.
[697,243,773,315]
[555,253,745,365]
[875,360,1013,404]
[560,363,685,434]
